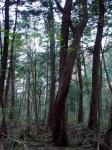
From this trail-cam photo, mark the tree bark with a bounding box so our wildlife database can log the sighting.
[0,0,9,139]
[26,71,30,132]
[52,0,88,146]
[0,22,2,57]
[52,0,72,146]
[88,0,104,130]
[48,0,56,127]
[43,58,49,124]
[9,2,18,121]
[77,54,84,123]
[0,0,9,105]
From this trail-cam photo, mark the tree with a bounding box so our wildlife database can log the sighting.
[52,0,88,146]
[88,0,104,130]
[0,0,9,138]
[47,0,56,127]
[9,0,19,121]
[77,54,84,123]
[52,0,72,146]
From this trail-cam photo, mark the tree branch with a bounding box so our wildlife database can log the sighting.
[70,0,88,37]
[54,0,64,13]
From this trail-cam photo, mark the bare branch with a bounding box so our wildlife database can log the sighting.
[54,0,64,13]
[70,0,88,37]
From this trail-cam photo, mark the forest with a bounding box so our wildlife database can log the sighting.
[0,0,112,149]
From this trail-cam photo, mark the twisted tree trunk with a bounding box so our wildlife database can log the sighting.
[52,0,88,146]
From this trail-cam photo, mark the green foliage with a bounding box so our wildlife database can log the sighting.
[57,34,63,41]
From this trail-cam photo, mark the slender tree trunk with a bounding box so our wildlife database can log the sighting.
[28,50,39,124]
[9,61,15,121]
[26,71,30,131]
[0,22,2,57]
[102,49,112,94]
[77,54,83,123]
[9,3,18,121]
[0,0,9,138]
[17,80,27,121]
[43,60,49,124]
[34,52,38,123]
[48,0,56,127]
[102,49,112,148]
[97,61,102,130]
[88,0,104,130]
[82,53,90,95]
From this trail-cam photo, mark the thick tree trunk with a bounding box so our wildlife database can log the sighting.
[52,38,80,146]
[88,0,104,130]
[52,0,72,146]
[52,0,88,146]
[59,0,72,77]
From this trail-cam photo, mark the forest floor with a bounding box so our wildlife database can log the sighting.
[0,123,109,150]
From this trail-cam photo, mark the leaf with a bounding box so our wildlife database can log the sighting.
[57,34,63,41]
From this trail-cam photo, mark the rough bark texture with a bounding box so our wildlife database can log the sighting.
[52,0,88,146]
[88,0,104,130]
[52,0,72,146]
[59,0,72,78]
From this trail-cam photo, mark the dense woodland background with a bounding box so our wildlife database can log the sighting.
[0,0,112,149]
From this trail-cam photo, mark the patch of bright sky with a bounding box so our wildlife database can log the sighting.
[0,0,111,52]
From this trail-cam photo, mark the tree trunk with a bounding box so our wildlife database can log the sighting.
[9,2,18,121]
[88,0,104,130]
[48,0,56,126]
[0,22,2,57]
[102,46,112,148]
[52,0,72,146]
[0,0,9,139]
[26,71,30,131]
[52,0,88,146]
[9,61,15,121]
[28,49,39,124]
[77,54,83,123]
[43,59,49,124]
